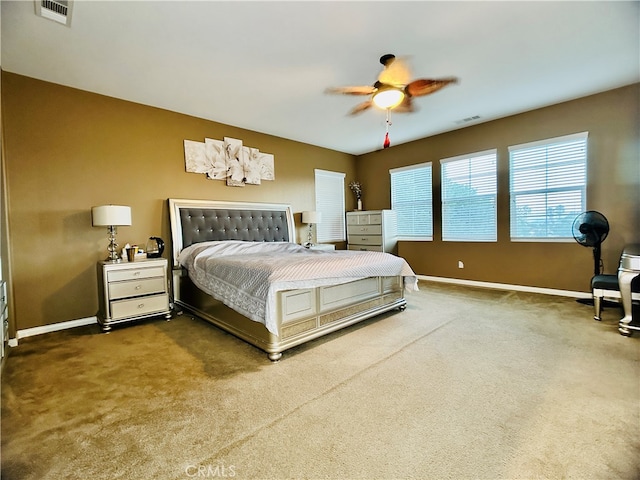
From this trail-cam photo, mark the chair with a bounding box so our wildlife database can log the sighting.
[591,274,640,321]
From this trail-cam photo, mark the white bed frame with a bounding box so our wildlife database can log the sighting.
[168,199,407,361]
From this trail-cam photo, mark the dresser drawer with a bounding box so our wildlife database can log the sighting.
[347,234,382,246]
[107,266,165,282]
[347,215,360,226]
[347,213,382,225]
[347,245,383,252]
[110,294,169,320]
[108,277,166,300]
[348,224,382,235]
[366,213,382,224]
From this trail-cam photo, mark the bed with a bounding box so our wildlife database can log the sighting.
[168,198,417,360]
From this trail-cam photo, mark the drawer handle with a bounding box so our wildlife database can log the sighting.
[133,272,141,277]
[137,303,145,309]
[135,285,142,290]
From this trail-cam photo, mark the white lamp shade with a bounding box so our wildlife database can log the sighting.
[302,211,321,224]
[92,205,132,226]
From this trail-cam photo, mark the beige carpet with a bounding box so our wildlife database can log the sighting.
[2,281,639,480]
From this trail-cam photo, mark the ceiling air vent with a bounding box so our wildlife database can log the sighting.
[455,115,481,125]
[35,0,73,27]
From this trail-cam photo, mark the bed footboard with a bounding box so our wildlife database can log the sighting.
[173,268,406,361]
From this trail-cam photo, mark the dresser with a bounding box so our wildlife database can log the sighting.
[346,210,398,254]
[1,280,8,366]
[97,257,171,331]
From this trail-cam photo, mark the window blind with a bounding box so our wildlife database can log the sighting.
[509,132,587,240]
[390,162,433,240]
[314,169,346,243]
[441,150,497,242]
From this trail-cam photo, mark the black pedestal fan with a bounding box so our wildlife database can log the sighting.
[572,210,610,276]
[573,211,613,308]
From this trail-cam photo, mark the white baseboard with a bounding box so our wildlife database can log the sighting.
[418,275,592,299]
[5,279,592,347]
[9,316,98,346]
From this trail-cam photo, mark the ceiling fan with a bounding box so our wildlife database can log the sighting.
[325,54,459,116]
[325,54,458,148]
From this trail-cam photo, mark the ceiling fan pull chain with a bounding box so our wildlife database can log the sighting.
[383,109,392,148]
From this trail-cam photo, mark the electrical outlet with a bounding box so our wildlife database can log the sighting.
[458,261,464,269]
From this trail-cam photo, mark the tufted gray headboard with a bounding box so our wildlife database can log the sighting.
[168,199,295,267]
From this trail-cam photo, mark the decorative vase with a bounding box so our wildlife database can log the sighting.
[357,199,362,211]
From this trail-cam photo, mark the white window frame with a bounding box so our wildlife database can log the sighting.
[441,149,498,242]
[509,132,588,242]
[389,162,433,241]
[314,169,346,243]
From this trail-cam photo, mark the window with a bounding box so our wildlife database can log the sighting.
[509,132,587,241]
[314,169,346,243]
[441,150,497,242]
[390,163,433,240]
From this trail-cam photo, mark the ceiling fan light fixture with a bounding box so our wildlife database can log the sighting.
[372,88,404,109]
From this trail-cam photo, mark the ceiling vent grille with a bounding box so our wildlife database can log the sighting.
[35,0,73,26]
[455,115,481,125]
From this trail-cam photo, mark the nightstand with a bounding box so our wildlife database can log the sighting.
[306,244,336,251]
[96,257,171,332]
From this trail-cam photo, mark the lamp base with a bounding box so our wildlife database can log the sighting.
[106,226,121,262]
[306,223,315,247]
[106,247,121,262]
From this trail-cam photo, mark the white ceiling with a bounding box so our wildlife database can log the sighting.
[2,1,639,155]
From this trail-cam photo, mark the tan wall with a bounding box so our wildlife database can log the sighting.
[357,83,640,292]
[1,72,355,331]
[1,63,14,349]
[3,72,638,332]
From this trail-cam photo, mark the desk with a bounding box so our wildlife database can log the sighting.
[618,243,640,336]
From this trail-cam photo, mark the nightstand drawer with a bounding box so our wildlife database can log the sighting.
[108,277,166,300]
[348,225,382,235]
[347,245,383,252]
[347,234,382,246]
[107,266,165,282]
[110,294,169,320]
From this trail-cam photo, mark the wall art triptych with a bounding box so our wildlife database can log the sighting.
[184,137,275,187]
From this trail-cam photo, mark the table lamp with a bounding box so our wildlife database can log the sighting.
[302,210,322,248]
[92,205,132,261]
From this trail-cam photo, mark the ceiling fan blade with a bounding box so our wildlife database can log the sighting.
[406,77,459,97]
[393,97,416,113]
[348,100,373,115]
[378,56,412,87]
[325,86,376,96]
